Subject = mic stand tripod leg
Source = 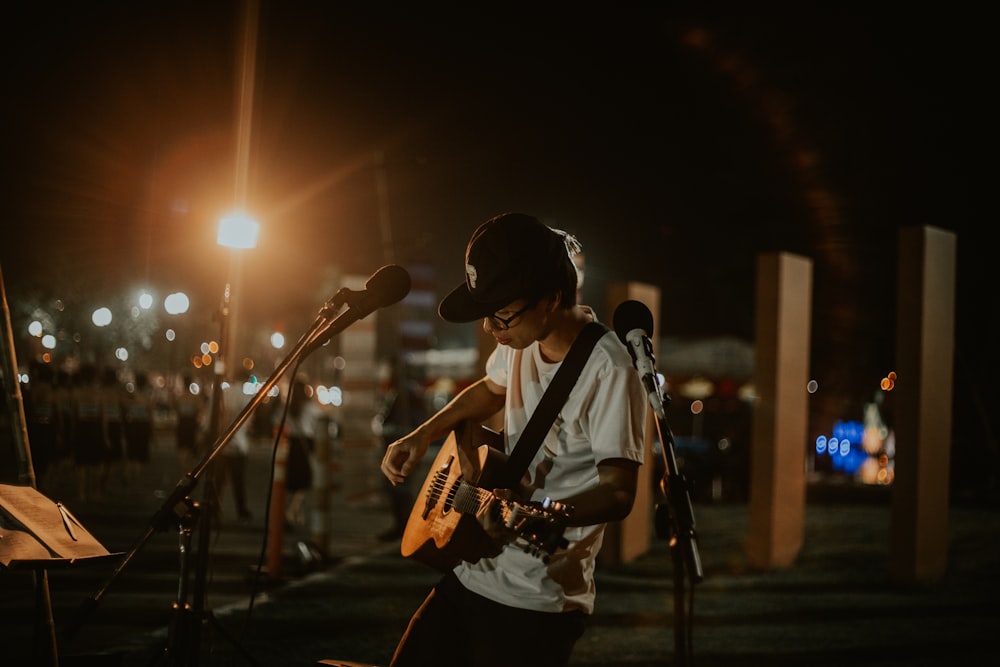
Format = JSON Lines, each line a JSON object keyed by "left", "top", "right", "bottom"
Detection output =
{"left": 164, "top": 498, "right": 197, "bottom": 664}
{"left": 161, "top": 497, "right": 263, "bottom": 667}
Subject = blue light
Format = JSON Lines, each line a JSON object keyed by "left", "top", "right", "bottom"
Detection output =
{"left": 833, "top": 420, "right": 865, "bottom": 446}
{"left": 817, "top": 420, "right": 873, "bottom": 476}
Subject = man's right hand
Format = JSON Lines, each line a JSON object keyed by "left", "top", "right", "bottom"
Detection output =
{"left": 380, "top": 376, "right": 505, "bottom": 486}
{"left": 380, "top": 431, "right": 428, "bottom": 486}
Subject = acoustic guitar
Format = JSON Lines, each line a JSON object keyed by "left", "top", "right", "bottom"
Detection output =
{"left": 400, "top": 421, "right": 570, "bottom": 572}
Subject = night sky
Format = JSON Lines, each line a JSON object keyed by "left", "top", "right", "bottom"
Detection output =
{"left": 1, "top": 4, "right": 993, "bottom": 451}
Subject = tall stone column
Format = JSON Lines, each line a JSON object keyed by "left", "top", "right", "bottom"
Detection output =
{"left": 890, "top": 225, "right": 956, "bottom": 583}
{"left": 746, "top": 252, "right": 812, "bottom": 569}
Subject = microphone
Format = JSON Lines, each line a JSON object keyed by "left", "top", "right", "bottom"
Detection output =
{"left": 340, "top": 263, "right": 412, "bottom": 316}
{"left": 613, "top": 299, "right": 665, "bottom": 418}
{"left": 307, "top": 264, "right": 411, "bottom": 352}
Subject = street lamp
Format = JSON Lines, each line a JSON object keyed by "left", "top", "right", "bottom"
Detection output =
{"left": 209, "top": 211, "right": 259, "bottom": 447}
{"left": 217, "top": 213, "right": 260, "bottom": 250}
{"left": 216, "top": 212, "right": 259, "bottom": 374}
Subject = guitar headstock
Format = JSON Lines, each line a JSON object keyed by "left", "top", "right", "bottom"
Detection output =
{"left": 498, "top": 497, "right": 572, "bottom": 561}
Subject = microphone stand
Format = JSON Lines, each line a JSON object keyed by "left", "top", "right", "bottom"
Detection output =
{"left": 646, "top": 364, "right": 703, "bottom": 667}
{"left": 172, "top": 282, "right": 252, "bottom": 666}
{"left": 62, "top": 288, "right": 357, "bottom": 662}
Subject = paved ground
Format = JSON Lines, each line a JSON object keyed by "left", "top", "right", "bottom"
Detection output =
{"left": 161, "top": 504, "right": 1000, "bottom": 667}
{"left": 3, "top": 429, "right": 999, "bottom": 666}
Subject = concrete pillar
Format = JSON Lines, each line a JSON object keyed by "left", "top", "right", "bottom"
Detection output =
{"left": 889, "top": 225, "right": 956, "bottom": 583}
{"left": 599, "top": 281, "right": 659, "bottom": 566}
{"left": 746, "top": 252, "right": 812, "bottom": 569}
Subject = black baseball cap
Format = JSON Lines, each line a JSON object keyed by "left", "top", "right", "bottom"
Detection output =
{"left": 438, "top": 213, "right": 567, "bottom": 323}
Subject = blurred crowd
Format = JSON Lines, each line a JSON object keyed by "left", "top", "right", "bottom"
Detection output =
{"left": 3, "top": 358, "right": 451, "bottom": 539}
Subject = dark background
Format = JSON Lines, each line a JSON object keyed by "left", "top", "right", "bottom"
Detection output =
{"left": 1, "top": 3, "right": 994, "bottom": 492}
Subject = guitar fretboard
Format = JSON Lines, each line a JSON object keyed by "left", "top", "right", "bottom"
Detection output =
{"left": 452, "top": 481, "right": 491, "bottom": 514}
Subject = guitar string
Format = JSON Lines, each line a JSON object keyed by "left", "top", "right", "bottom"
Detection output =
{"left": 427, "top": 477, "right": 556, "bottom": 533}
{"left": 426, "top": 476, "right": 497, "bottom": 515}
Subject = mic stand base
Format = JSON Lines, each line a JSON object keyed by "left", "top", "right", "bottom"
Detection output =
{"left": 160, "top": 497, "right": 263, "bottom": 667}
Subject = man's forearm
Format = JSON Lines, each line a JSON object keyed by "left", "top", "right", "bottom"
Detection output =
{"left": 412, "top": 377, "right": 505, "bottom": 446}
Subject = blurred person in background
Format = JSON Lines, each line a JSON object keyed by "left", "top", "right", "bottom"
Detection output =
{"left": 52, "top": 368, "right": 75, "bottom": 489}
{"left": 282, "top": 377, "right": 320, "bottom": 531}
{"left": 173, "top": 373, "right": 205, "bottom": 476}
{"left": 213, "top": 369, "right": 254, "bottom": 524}
{"left": 98, "top": 366, "right": 125, "bottom": 495}
{"left": 23, "top": 360, "right": 60, "bottom": 492}
{"left": 372, "top": 358, "right": 425, "bottom": 541}
{"left": 72, "top": 364, "right": 105, "bottom": 503}
{"left": 123, "top": 371, "right": 155, "bottom": 486}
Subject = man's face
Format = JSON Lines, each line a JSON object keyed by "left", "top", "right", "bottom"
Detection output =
{"left": 483, "top": 298, "right": 547, "bottom": 348}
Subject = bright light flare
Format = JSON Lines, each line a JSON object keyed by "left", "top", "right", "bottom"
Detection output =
{"left": 92, "top": 307, "right": 112, "bottom": 327}
{"left": 880, "top": 370, "right": 897, "bottom": 391}
{"left": 217, "top": 213, "right": 260, "bottom": 249}
{"left": 164, "top": 292, "right": 190, "bottom": 315}
{"left": 317, "top": 385, "right": 342, "bottom": 406}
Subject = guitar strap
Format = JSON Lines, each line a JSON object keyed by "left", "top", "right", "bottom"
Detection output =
{"left": 495, "top": 321, "right": 609, "bottom": 489}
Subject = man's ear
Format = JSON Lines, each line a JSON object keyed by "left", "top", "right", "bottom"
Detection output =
{"left": 545, "top": 292, "right": 561, "bottom": 313}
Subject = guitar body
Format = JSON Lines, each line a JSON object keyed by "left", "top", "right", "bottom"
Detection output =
{"left": 401, "top": 422, "right": 508, "bottom": 572}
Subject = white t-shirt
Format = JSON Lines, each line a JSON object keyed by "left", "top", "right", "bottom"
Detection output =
{"left": 454, "top": 324, "right": 647, "bottom": 614}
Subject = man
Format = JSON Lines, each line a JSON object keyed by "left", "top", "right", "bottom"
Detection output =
{"left": 381, "top": 212, "right": 648, "bottom": 667}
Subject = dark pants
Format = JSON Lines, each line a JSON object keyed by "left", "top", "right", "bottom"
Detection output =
{"left": 212, "top": 453, "right": 251, "bottom": 519}
{"left": 391, "top": 572, "right": 587, "bottom": 667}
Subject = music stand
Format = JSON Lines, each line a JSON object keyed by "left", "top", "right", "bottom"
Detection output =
{"left": 0, "top": 483, "right": 119, "bottom": 666}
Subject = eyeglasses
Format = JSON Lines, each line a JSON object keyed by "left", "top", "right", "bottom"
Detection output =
{"left": 486, "top": 302, "right": 534, "bottom": 331}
